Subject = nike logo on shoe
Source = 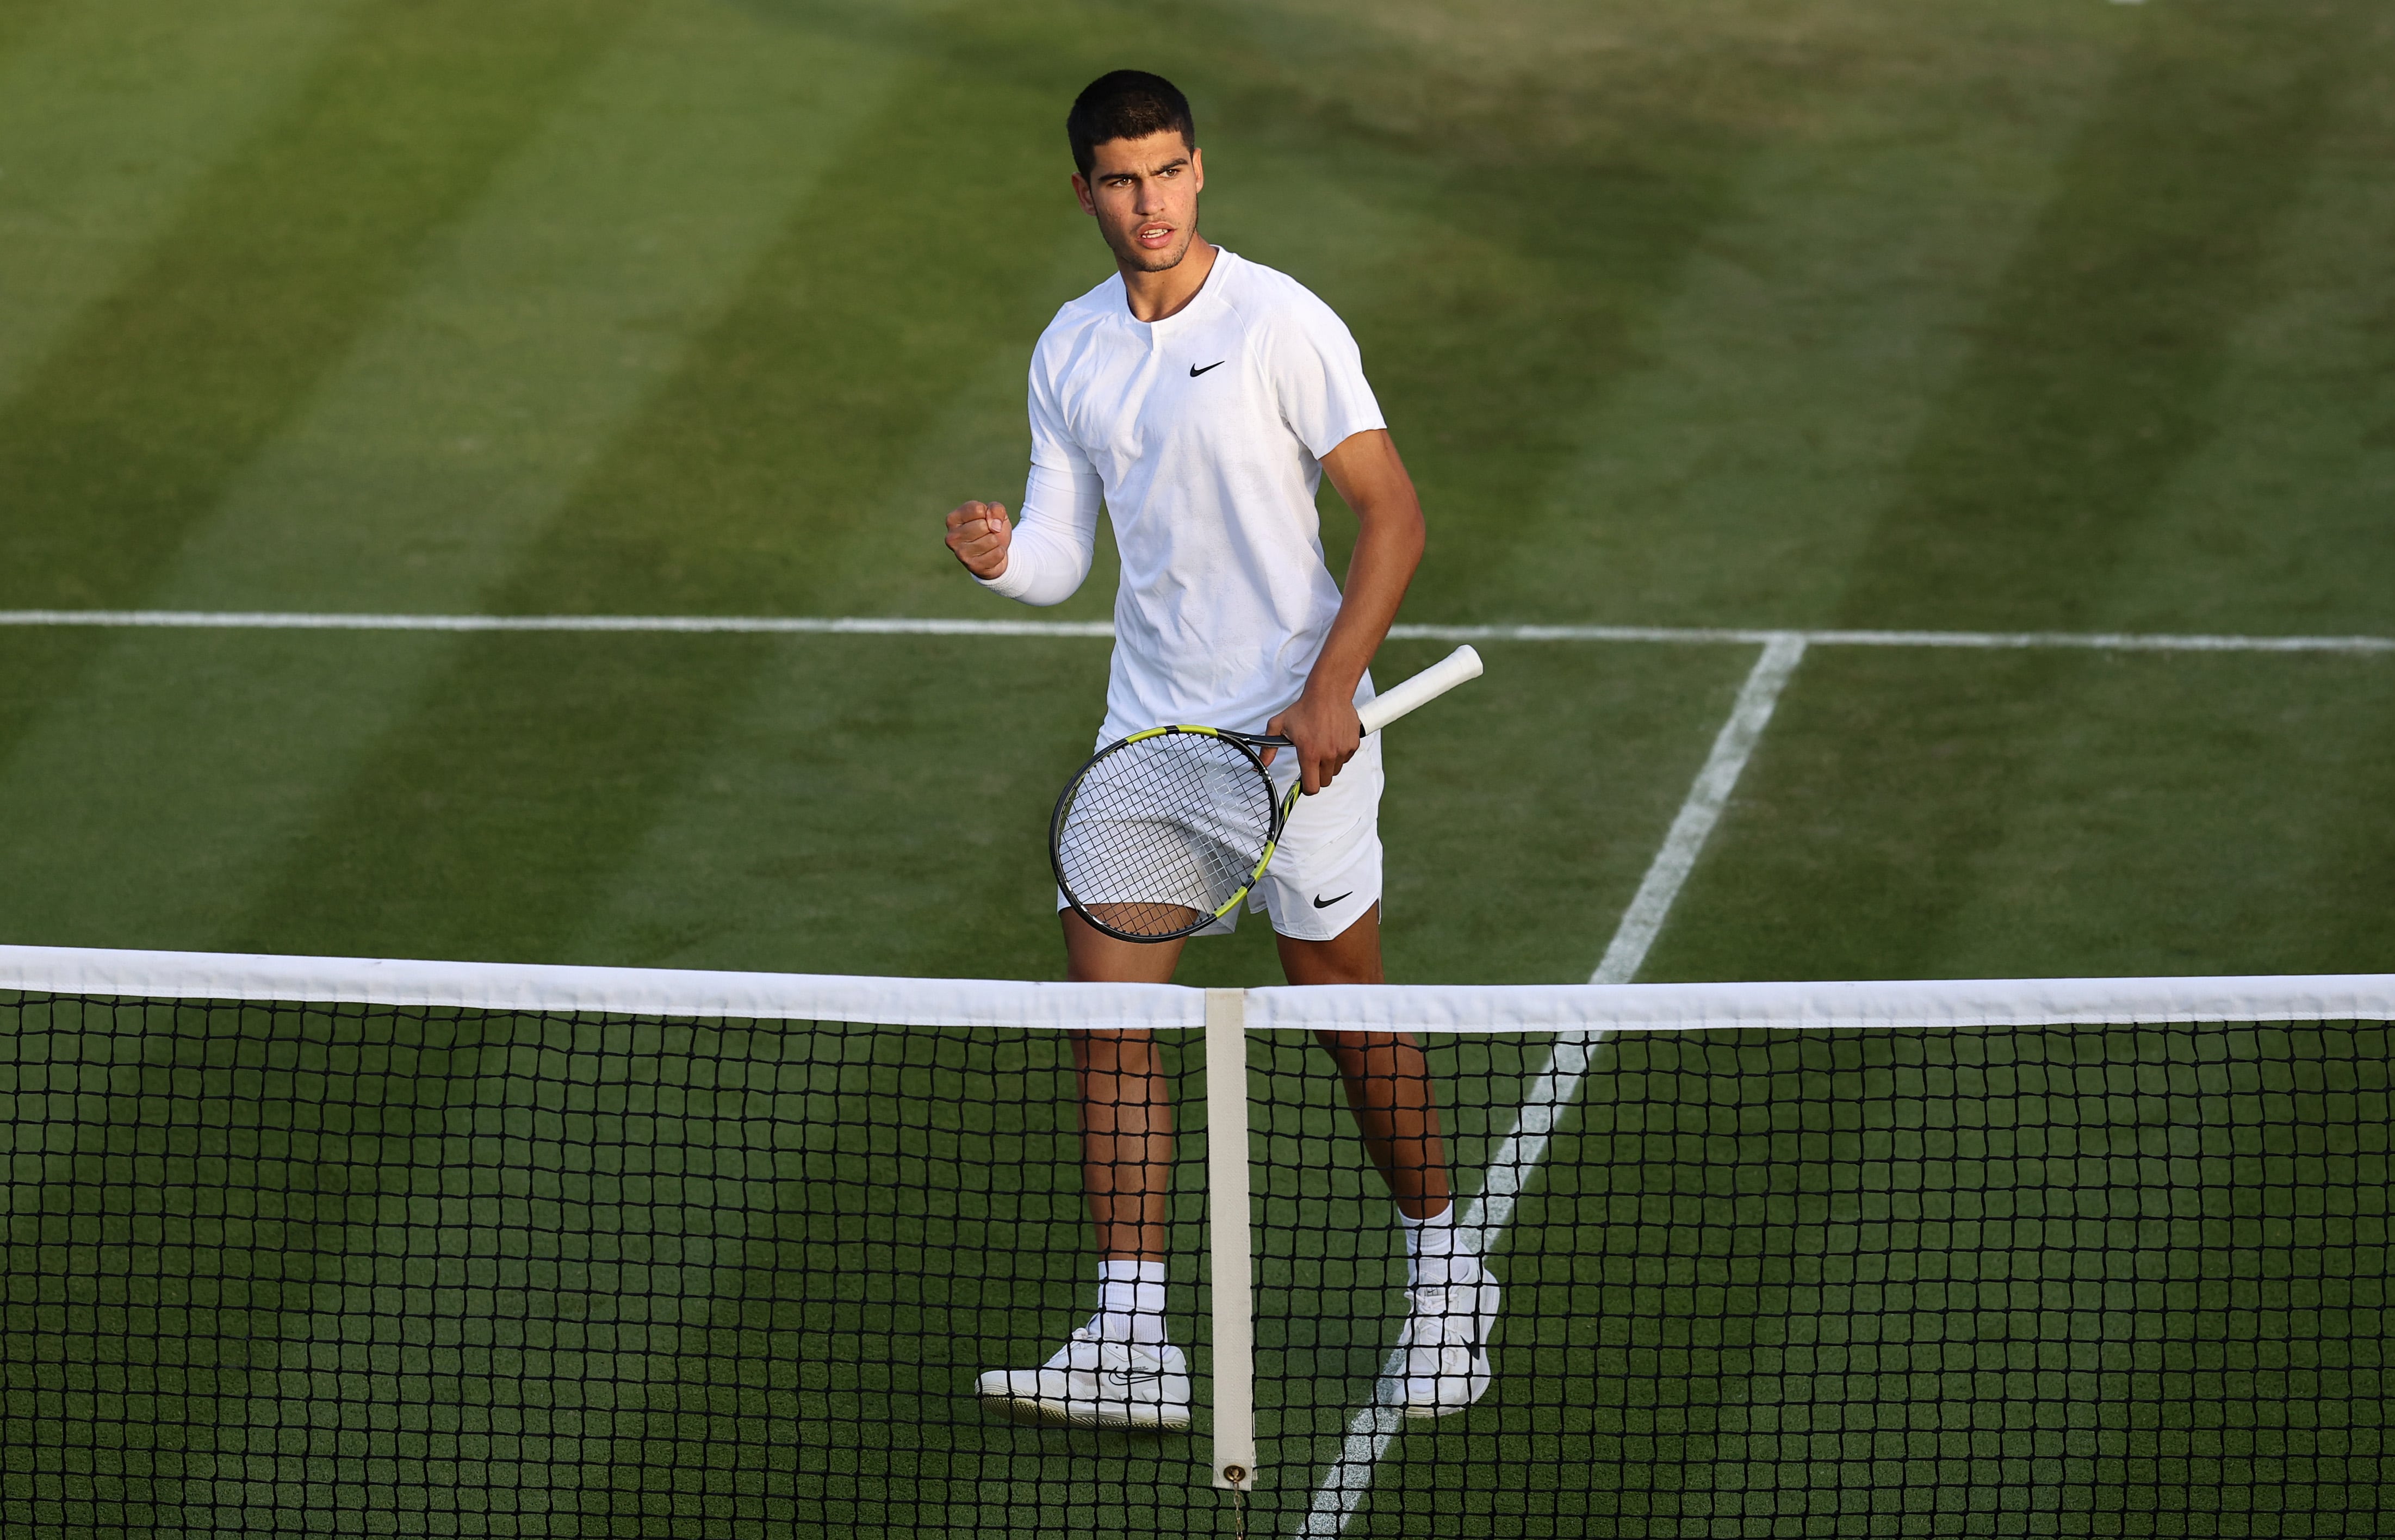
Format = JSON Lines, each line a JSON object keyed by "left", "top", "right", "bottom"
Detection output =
{"left": 1189, "top": 361, "right": 1225, "bottom": 376}
{"left": 1313, "top": 891, "right": 1352, "bottom": 909}
{"left": 1100, "top": 1368, "right": 1162, "bottom": 1388}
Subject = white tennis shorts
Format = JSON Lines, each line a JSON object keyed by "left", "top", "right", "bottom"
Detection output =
{"left": 1056, "top": 732, "right": 1383, "bottom": 942}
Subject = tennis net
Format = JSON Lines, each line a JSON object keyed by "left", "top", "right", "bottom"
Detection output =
{"left": 2, "top": 947, "right": 2387, "bottom": 1538}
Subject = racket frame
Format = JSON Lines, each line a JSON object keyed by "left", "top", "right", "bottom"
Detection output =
{"left": 1050, "top": 724, "right": 1298, "bottom": 944}
{"left": 1047, "top": 646, "right": 1482, "bottom": 945}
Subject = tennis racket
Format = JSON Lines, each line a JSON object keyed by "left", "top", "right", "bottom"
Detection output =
{"left": 1051, "top": 645, "right": 1483, "bottom": 942}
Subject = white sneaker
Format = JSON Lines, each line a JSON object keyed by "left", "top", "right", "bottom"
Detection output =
{"left": 975, "top": 1328, "right": 1192, "bottom": 1430}
{"left": 1385, "top": 1277, "right": 1501, "bottom": 1418}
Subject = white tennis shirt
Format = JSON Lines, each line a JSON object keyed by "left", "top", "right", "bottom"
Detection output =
{"left": 979, "top": 249, "right": 1386, "bottom": 741}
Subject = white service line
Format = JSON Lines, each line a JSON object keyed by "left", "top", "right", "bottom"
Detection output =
{"left": 0, "top": 608, "right": 1116, "bottom": 638}
{"left": 1394, "top": 622, "right": 2395, "bottom": 655}
{"left": 1295, "top": 635, "right": 1810, "bottom": 1537}
{"left": 0, "top": 609, "right": 2387, "bottom": 654}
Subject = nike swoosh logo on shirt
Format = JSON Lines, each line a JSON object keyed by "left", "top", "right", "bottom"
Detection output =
{"left": 1189, "top": 360, "right": 1225, "bottom": 377}
{"left": 1313, "top": 892, "right": 1353, "bottom": 909}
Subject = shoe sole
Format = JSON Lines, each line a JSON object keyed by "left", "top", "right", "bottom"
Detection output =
{"left": 1395, "top": 1374, "right": 1490, "bottom": 1417}
{"left": 977, "top": 1391, "right": 1191, "bottom": 1432}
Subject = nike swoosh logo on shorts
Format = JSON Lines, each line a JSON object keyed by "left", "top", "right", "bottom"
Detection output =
{"left": 1189, "top": 360, "right": 1225, "bottom": 376}
{"left": 1313, "top": 891, "right": 1353, "bottom": 909}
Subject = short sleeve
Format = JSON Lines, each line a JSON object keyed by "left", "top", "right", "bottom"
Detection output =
{"left": 1258, "top": 288, "right": 1386, "bottom": 460}
{"left": 1027, "top": 345, "right": 1096, "bottom": 477}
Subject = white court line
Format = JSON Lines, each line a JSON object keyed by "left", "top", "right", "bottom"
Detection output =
{"left": 1394, "top": 622, "right": 2395, "bottom": 655}
{"left": 1294, "top": 635, "right": 1810, "bottom": 1537}
{"left": 1590, "top": 635, "right": 1809, "bottom": 984}
{"left": 0, "top": 609, "right": 2388, "bottom": 653}
{"left": 0, "top": 609, "right": 1117, "bottom": 638}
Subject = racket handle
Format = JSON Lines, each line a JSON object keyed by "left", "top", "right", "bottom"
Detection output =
{"left": 1358, "top": 645, "right": 1482, "bottom": 735}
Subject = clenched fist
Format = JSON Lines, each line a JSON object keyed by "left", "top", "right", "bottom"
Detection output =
{"left": 945, "top": 500, "right": 1012, "bottom": 580}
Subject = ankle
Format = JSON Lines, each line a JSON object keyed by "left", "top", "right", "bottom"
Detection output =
{"left": 1095, "top": 1258, "right": 1170, "bottom": 1344}
{"left": 1397, "top": 1204, "right": 1482, "bottom": 1289}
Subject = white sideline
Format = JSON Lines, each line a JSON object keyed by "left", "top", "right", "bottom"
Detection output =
{"left": 1, "top": 608, "right": 2390, "bottom": 653}
{"left": 1290, "top": 634, "right": 1808, "bottom": 1536}
{"left": 1590, "top": 634, "right": 1808, "bottom": 984}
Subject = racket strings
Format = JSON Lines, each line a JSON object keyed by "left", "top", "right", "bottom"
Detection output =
{"left": 1055, "top": 732, "right": 1279, "bottom": 939}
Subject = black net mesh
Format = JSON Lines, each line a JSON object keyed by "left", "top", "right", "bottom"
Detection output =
{"left": 1253, "top": 1022, "right": 2390, "bottom": 1538}
{"left": 0, "top": 996, "right": 1220, "bottom": 1537}
{"left": 3, "top": 991, "right": 2388, "bottom": 1537}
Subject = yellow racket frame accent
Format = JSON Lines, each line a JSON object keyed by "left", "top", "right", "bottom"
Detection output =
{"left": 1051, "top": 648, "right": 1481, "bottom": 942}
{"left": 1054, "top": 724, "right": 1294, "bottom": 942}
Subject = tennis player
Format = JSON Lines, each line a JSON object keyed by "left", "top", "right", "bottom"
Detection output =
{"left": 942, "top": 71, "right": 1498, "bottom": 1430}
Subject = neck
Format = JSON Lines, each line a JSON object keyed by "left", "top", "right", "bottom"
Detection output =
{"left": 1119, "top": 237, "right": 1218, "bottom": 324}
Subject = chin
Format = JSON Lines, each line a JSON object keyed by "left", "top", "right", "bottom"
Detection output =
{"left": 1118, "top": 235, "right": 1193, "bottom": 272}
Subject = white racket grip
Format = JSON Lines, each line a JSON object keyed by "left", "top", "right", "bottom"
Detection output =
{"left": 1357, "top": 645, "right": 1482, "bottom": 735}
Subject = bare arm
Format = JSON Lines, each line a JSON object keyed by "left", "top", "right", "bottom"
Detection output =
{"left": 1264, "top": 427, "right": 1427, "bottom": 794}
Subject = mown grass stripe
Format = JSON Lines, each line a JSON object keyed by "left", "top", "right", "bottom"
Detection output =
{"left": 0, "top": 0, "right": 365, "bottom": 406}
{"left": 3, "top": 610, "right": 2386, "bottom": 654}
{"left": 1739, "top": 0, "right": 2386, "bottom": 986}
{"left": 0, "top": 0, "right": 648, "bottom": 615}
{"left": 1476, "top": 15, "right": 2116, "bottom": 635}
{"left": 141, "top": 2, "right": 899, "bottom": 618}
{"left": 0, "top": 5, "right": 904, "bottom": 955}
{"left": 220, "top": 59, "right": 1110, "bottom": 964}
{"left": 1831, "top": 0, "right": 2365, "bottom": 635}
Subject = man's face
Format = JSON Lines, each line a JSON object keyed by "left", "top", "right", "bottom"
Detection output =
{"left": 1073, "top": 131, "right": 1205, "bottom": 273}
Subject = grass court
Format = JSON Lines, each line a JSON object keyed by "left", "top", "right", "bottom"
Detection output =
{"left": 2, "top": 0, "right": 2390, "bottom": 1535}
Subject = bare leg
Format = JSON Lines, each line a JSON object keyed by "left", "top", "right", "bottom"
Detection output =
{"left": 1063, "top": 910, "right": 1186, "bottom": 1259}
{"left": 1276, "top": 905, "right": 1454, "bottom": 1220}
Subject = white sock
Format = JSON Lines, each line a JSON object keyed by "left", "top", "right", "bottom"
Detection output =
{"left": 1093, "top": 1259, "right": 1169, "bottom": 1345}
{"left": 1398, "top": 1204, "right": 1483, "bottom": 1290}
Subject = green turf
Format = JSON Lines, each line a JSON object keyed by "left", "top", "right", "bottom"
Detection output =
{"left": 1, "top": 0, "right": 2391, "bottom": 1533}
{"left": 2, "top": 0, "right": 2391, "bottom": 979}
{"left": 2, "top": 0, "right": 2387, "bottom": 984}
{"left": 0, "top": 0, "right": 367, "bottom": 408}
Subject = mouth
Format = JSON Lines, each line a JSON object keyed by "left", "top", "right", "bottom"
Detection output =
{"left": 1133, "top": 222, "right": 1175, "bottom": 250}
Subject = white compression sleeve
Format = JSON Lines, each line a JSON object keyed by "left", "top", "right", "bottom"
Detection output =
{"left": 976, "top": 463, "right": 1101, "bottom": 606}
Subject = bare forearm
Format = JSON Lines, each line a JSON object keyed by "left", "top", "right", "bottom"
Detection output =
{"left": 1265, "top": 428, "right": 1427, "bottom": 794}
{"left": 1308, "top": 494, "right": 1424, "bottom": 706}
{"left": 1307, "top": 427, "right": 1425, "bottom": 706}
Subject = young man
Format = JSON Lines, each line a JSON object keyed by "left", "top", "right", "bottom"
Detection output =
{"left": 943, "top": 71, "right": 1497, "bottom": 1430}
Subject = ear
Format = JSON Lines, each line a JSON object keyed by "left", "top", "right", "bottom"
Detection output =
{"left": 1189, "top": 145, "right": 1204, "bottom": 193}
{"left": 1071, "top": 172, "right": 1097, "bottom": 216}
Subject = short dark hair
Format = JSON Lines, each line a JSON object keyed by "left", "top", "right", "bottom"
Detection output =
{"left": 1066, "top": 71, "right": 1195, "bottom": 177}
